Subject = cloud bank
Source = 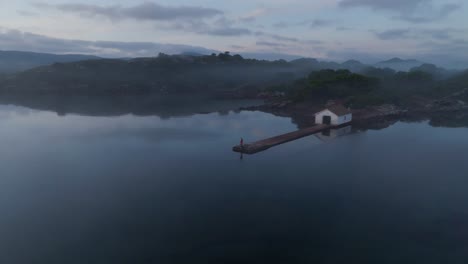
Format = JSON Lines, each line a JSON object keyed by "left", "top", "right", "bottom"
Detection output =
{"left": 34, "top": 2, "right": 254, "bottom": 37}
{"left": 339, "top": 0, "right": 460, "bottom": 22}
{"left": 35, "top": 2, "right": 223, "bottom": 21}
{"left": 0, "top": 28, "right": 216, "bottom": 57}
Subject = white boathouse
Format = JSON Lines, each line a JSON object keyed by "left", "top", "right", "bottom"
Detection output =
{"left": 315, "top": 105, "right": 352, "bottom": 126}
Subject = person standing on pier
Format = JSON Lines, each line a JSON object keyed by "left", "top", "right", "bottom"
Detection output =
{"left": 239, "top": 138, "right": 245, "bottom": 160}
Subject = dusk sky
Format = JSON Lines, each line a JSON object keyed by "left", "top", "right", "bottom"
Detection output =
{"left": 1, "top": 0, "right": 466, "bottom": 66}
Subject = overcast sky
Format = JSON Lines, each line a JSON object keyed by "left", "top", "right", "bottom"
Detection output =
{"left": 1, "top": 0, "right": 467, "bottom": 66}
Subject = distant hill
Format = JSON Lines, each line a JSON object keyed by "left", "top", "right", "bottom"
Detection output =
{"left": 290, "top": 58, "right": 341, "bottom": 71}
{"left": 1, "top": 50, "right": 460, "bottom": 100}
{"left": 0, "top": 53, "right": 306, "bottom": 95}
{"left": 340, "top": 60, "right": 368, "bottom": 72}
{"left": 179, "top": 51, "right": 207, "bottom": 57}
{"left": 240, "top": 52, "right": 303, "bottom": 61}
{"left": 1, "top": 52, "right": 395, "bottom": 95}
{"left": 0, "top": 51, "right": 100, "bottom": 73}
{"left": 375, "top": 57, "right": 425, "bottom": 72}
{"left": 410, "top": 63, "right": 457, "bottom": 80}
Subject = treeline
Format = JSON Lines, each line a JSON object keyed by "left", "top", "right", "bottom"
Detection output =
{"left": 269, "top": 67, "right": 468, "bottom": 108}
{"left": 1, "top": 52, "right": 468, "bottom": 109}
{"left": 0, "top": 52, "right": 303, "bottom": 95}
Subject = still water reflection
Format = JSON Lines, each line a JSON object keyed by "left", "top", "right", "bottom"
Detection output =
{"left": 1, "top": 104, "right": 468, "bottom": 263}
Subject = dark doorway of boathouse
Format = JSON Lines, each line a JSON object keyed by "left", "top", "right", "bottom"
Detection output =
{"left": 322, "top": 116, "right": 331, "bottom": 125}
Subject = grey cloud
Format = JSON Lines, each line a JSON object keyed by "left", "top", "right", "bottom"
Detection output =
{"left": 270, "top": 34, "right": 299, "bottom": 43}
{"left": 0, "top": 29, "right": 89, "bottom": 53}
{"left": 339, "top": 0, "right": 460, "bottom": 23}
{"left": 255, "top": 32, "right": 299, "bottom": 43}
{"left": 339, "top": 0, "right": 429, "bottom": 11}
{"left": 440, "top": 3, "right": 461, "bottom": 16}
{"left": 373, "top": 28, "right": 466, "bottom": 41}
{"left": 0, "top": 28, "right": 216, "bottom": 57}
{"left": 398, "top": 3, "right": 460, "bottom": 23}
{"left": 423, "top": 29, "right": 457, "bottom": 40}
{"left": 230, "top": 45, "right": 245, "bottom": 50}
{"left": 374, "top": 29, "right": 412, "bottom": 40}
{"left": 272, "top": 21, "right": 289, "bottom": 29}
{"left": 197, "top": 17, "right": 252, "bottom": 36}
{"left": 273, "top": 19, "right": 335, "bottom": 29}
{"left": 202, "top": 27, "right": 251, "bottom": 36}
{"left": 35, "top": 2, "right": 223, "bottom": 21}
{"left": 451, "top": 39, "right": 468, "bottom": 45}
{"left": 35, "top": 2, "right": 251, "bottom": 37}
{"left": 17, "top": 10, "right": 39, "bottom": 17}
{"left": 304, "top": 39, "right": 324, "bottom": 45}
{"left": 256, "top": 41, "right": 286, "bottom": 47}
{"left": 0, "top": 28, "right": 305, "bottom": 63}
{"left": 336, "top": 26, "right": 353, "bottom": 31}
{"left": 303, "top": 19, "right": 335, "bottom": 28}
{"left": 255, "top": 32, "right": 323, "bottom": 46}
{"left": 164, "top": 19, "right": 252, "bottom": 36}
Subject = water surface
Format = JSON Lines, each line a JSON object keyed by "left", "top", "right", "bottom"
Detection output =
{"left": 1, "top": 104, "right": 468, "bottom": 263}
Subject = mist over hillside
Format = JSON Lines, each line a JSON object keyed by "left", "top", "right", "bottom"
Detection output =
{"left": 3, "top": 49, "right": 462, "bottom": 74}
{"left": 0, "top": 51, "right": 467, "bottom": 113}
{"left": 0, "top": 53, "right": 302, "bottom": 95}
{"left": 0, "top": 52, "right": 463, "bottom": 97}
{"left": 374, "top": 58, "right": 425, "bottom": 72}
{"left": 0, "top": 50, "right": 100, "bottom": 73}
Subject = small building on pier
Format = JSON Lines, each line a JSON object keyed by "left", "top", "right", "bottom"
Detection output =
{"left": 315, "top": 105, "right": 352, "bottom": 126}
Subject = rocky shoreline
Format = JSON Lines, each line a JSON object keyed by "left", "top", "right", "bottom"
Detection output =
{"left": 239, "top": 93, "right": 468, "bottom": 130}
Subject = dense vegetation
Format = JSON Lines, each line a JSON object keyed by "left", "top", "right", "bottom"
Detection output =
{"left": 268, "top": 66, "right": 468, "bottom": 108}
{"left": 269, "top": 69, "right": 377, "bottom": 103}
{"left": 1, "top": 52, "right": 468, "bottom": 109}
{"left": 0, "top": 51, "right": 99, "bottom": 73}
{"left": 0, "top": 52, "right": 304, "bottom": 95}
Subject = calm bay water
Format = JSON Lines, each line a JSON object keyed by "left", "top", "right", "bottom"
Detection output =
{"left": 1, "top": 104, "right": 468, "bottom": 263}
